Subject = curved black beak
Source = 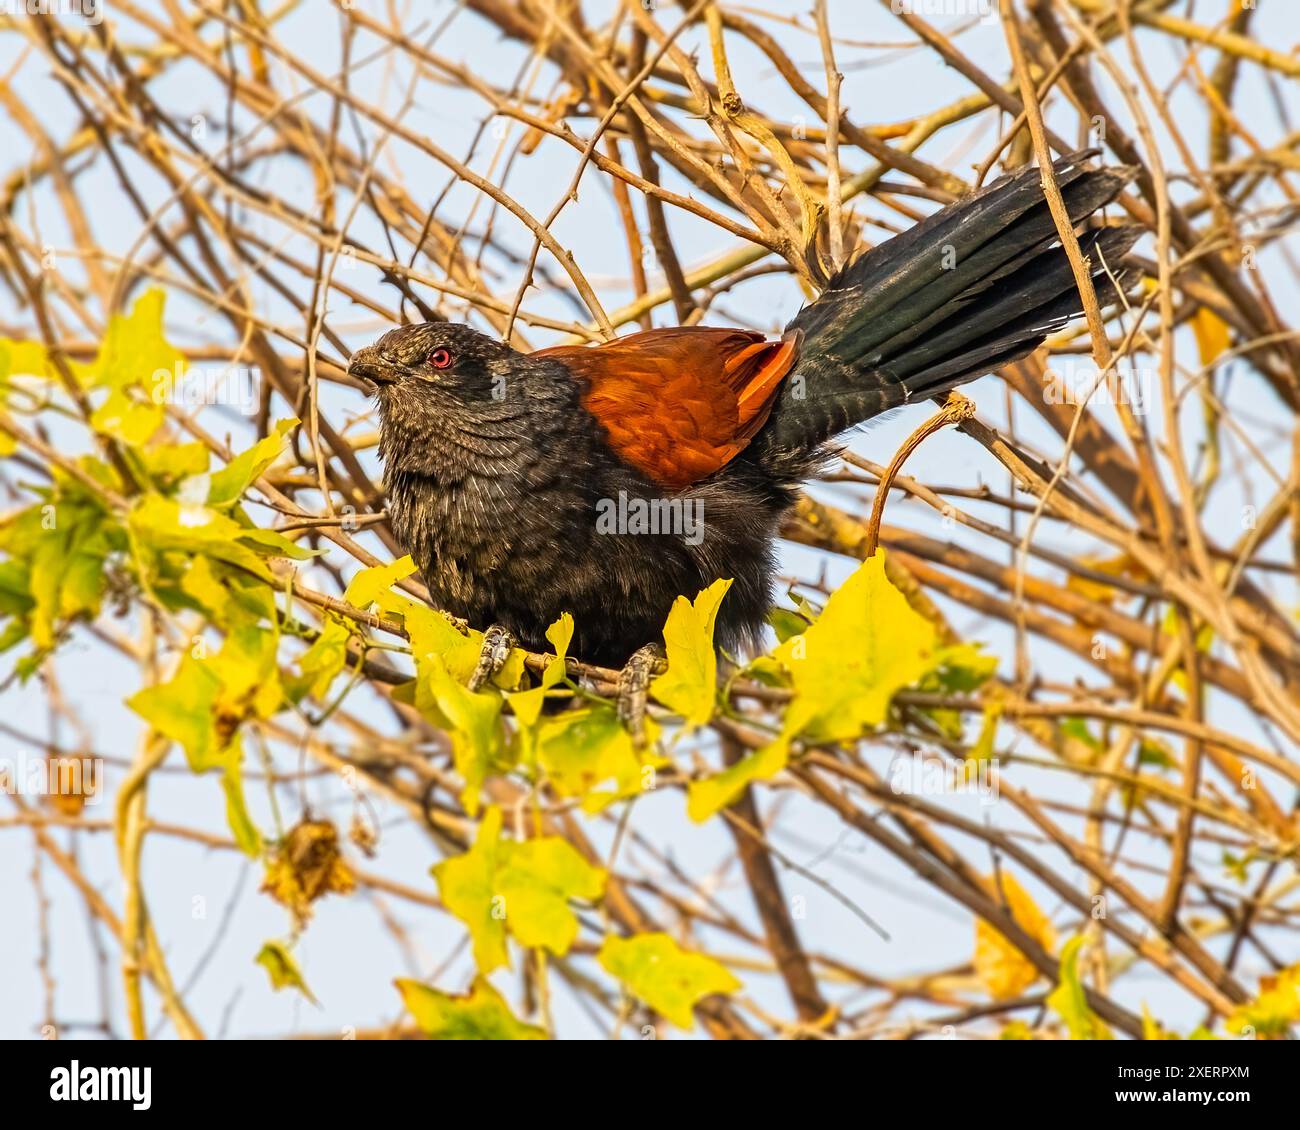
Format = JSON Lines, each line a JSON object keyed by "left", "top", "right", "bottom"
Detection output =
{"left": 349, "top": 345, "right": 397, "bottom": 388}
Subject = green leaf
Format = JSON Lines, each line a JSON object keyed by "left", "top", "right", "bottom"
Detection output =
{"left": 127, "top": 655, "right": 226, "bottom": 769}
{"left": 432, "top": 806, "right": 606, "bottom": 973}
{"left": 234, "top": 524, "right": 318, "bottom": 559}
{"left": 1061, "top": 716, "right": 1103, "bottom": 753}
{"left": 0, "top": 618, "right": 29, "bottom": 655}
{"left": 128, "top": 493, "right": 313, "bottom": 576}
{"left": 0, "top": 559, "right": 33, "bottom": 618}
{"left": 418, "top": 656, "right": 504, "bottom": 816}
{"left": 598, "top": 932, "right": 741, "bottom": 1029}
{"left": 221, "top": 751, "right": 262, "bottom": 857}
{"left": 128, "top": 627, "right": 283, "bottom": 775}
{"left": 255, "top": 941, "right": 317, "bottom": 1005}
{"left": 207, "top": 419, "right": 297, "bottom": 507}
{"left": 773, "top": 553, "right": 945, "bottom": 743}
{"left": 927, "top": 643, "right": 998, "bottom": 692}
{"left": 396, "top": 976, "right": 547, "bottom": 1040}
{"left": 767, "top": 606, "right": 810, "bottom": 643}
{"left": 1137, "top": 737, "right": 1177, "bottom": 771}
{"left": 1047, "top": 936, "right": 1112, "bottom": 1040}
{"left": 651, "top": 578, "right": 732, "bottom": 730}
{"left": 22, "top": 509, "right": 110, "bottom": 649}
{"left": 294, "top": 618, "right": 351, "bottom": 703}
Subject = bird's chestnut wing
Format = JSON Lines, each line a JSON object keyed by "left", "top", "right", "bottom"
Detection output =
{"left": 533, "top": 327, "right": 799, "bottom": 490}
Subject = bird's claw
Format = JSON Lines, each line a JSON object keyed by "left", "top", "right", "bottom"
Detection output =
{"left": 467, "top": 623, "right": 516, "bottom": 692}
{"left": 443, "top": 611, "right": 471, "bottom": 636}
{"left": 617, "top": 643, "right": 667, "bottom": 752}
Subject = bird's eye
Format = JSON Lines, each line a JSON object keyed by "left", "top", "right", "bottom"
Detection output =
{"left": 428, "top": 347, "right": 454, "bottom": 370}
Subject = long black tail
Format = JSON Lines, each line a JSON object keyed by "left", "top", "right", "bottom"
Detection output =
{"left": 754, "top": 151, "right": 1138, "bottom": 465}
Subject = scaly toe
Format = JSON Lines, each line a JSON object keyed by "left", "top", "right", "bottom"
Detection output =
{"left": 467, "top": 623, "right": 516, "bottom": 692}
{"left": 616, "top": 643, "right": 667, "bottom": 751}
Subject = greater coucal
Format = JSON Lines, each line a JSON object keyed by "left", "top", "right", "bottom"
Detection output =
{"left": 350, "top": 152, "right": 1136, "bottom": 729}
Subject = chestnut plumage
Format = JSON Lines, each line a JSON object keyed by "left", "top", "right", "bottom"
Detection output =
{"left": 356, "top": 152, "right": 1137, "bottom": 668}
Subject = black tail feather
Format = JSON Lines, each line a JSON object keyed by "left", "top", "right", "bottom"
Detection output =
{"left": 886, "top": 225, "right": 1139, "bottom": 388}
{"left": 754, "top": 151, "right": 1138, "bottom": 465}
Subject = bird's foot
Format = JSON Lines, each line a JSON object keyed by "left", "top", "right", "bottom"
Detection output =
{"left": 467, "top": 624, "right": 516, "bottom": 692}
{"left": 616, "top": 643, "right": 667, "bottom": 752}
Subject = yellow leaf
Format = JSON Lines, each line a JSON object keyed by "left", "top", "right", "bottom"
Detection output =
{"left": 536, "top": 705, "right": 663, "bottom": 813}
{"left": 432, "top": 806, "right": 606, "bottom": 973}
{"left": 128, "top": 494, "right": 312, "bottom": 576}
{"left": 207, "top": 418, "right": 297, "bottom": 506}
{"left": 598, "top": 932, "right": 741, "bottom": 1029}
{"left": 221, "top": 755, "right": 262, "bottom": 858}
{"left": 509, "top": 613, "right": 573, "bottom": 728}
{"left": 967, "top": 701, "right": 1003, "bottom": 767}
{"left": 141, "top": 441, "right": 209, "bottom": 484}
{"left": 87, "top": 288, "right": 184, "bottom": 447}
{"left": 687, "top": 735, "right": 789, "bottom": 823}
{"left": 405, "top": 604, "right": 494, "bottom": 685}
{"left": 344, "top": 559, "right": 527, "bottom": 696}
{"left": 418, "top": 655, "right": 504, "bottom": 816}
{"left": 345, "top": 555, "right": 418, "bottom": 609}
{"left": 773, "top": 553, "right": 941, "bottom": 743}
{"left": 1141, "top": 1005, "right": 1180, "bottom": 1040}
{"left": 1047, "top": 936, "right": 1112, "bottom": 1039}
{"left": 0, "top": 338, "right": 91, "bottom": 384}
{"left": 1192, "top": 307, "right": 1230, "bottom": 368}
{"left": 255, "top": 941, "right": 318, "bottom": 1005}
{"left": 396, "top": 976, "right": 547, "bottom": 1040}
{"left": 1225, "top": 963, "right": 1300, "bottom": 1039}
{"left": 92, "top": 287, "right": 183, "bottom": 391}
{"left": 179, "top": 556, "right": 229, "bottom": 622}
{"left": 973, "top": 872, "right": 1056, "bottom": 1000}
{"left": 651, "top": 578, "right": 732, "bottom": 730}
{"left": 433, "top": 807, "right": 507, "bottom": 972}
{"left": 90, "top": 387, "right": 164, "bottom": 448}
{"left": 1065, "top": 553, "right": 1143, "bottom": 604}
{"left": 497, "top": 834, "right": 607, "bottom": 954}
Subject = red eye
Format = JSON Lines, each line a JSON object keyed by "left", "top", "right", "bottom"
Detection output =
{"left": 428, "top": 348, "right": 454, "bottom": 369}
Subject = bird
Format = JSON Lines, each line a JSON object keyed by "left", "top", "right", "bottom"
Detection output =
{"left": 349, "top": 151, "right": 1136, "bottom": 737}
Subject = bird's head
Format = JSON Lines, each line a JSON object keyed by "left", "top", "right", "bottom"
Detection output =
{"left": 351, "top": 321, "right": 565, "bottom": 481}
{"left": 348, "top": 321, "right": 516, "bottom": 401}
